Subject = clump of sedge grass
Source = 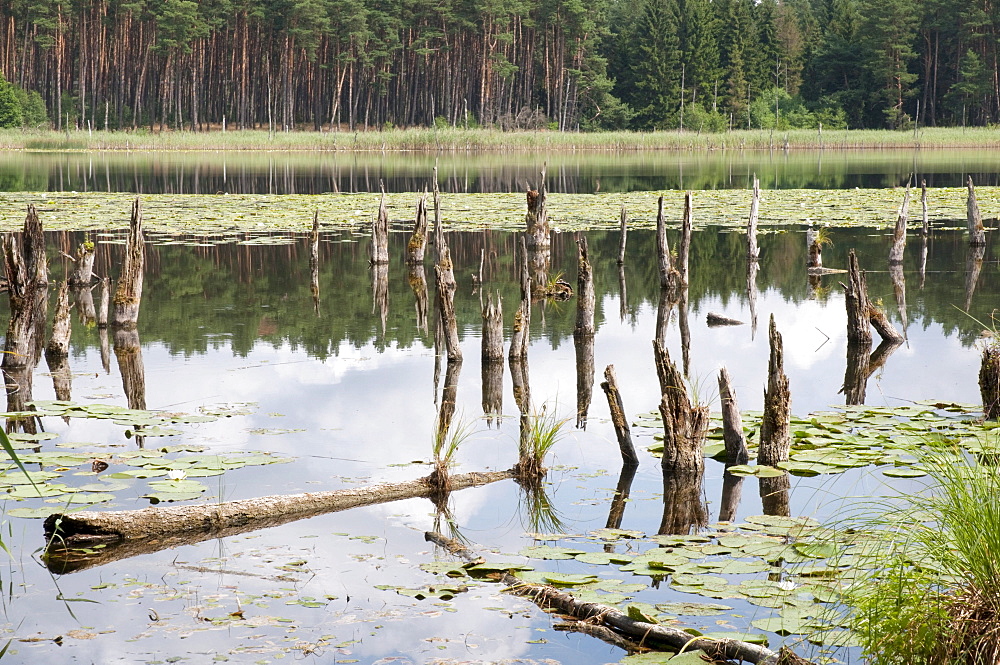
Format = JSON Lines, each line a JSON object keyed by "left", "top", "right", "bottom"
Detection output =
{"left": 846, "top": 446, "right": 1000, "bottom": 664}
{"left": 427, "top": 417, "right": 473, "bottom": 497}
{"left": 514, "top": 404, "right": 567, "bottom": 485}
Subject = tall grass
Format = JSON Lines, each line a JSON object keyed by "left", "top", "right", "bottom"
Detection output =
{"left": 846, "top": 445, "right": 1000, "bottom": 664}
{"left": 514, "top": 404, "right": 567, "bottom": 484}
{"left": 4, "top": 126, "right": 1000, "bottom": 152}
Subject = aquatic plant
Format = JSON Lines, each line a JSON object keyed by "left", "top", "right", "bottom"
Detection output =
{"left": 428, "top": 416, "right": 473, "bottom": 496}
{"left": 845, "top": 446, "right": 1000, "bottom": 664}
{"left": 514, "top": 404, "right": 567, "bottom": 484}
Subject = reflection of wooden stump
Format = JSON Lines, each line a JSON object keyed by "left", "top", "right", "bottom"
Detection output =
{"left": 574, "top": 332, "right": 594, "bottom": 429}
{"left": 113, "top": 327, "right": 146, "bottom": 411}
{"left": 407, "top": 265, "right": 428, "bottom": 334}
{"left": 606, "top": 464, "right": 638, "bottom": 531}
{"left": 719, "top": 469, "right": 745, "bottom": 522}
{"left": 510, "top": 357, "right": 530, "bottom": 415}
{"left": 436, "top": 359, "right": 462, "bottom": 445}
{"left": 46, "top": 353, "right": 72, "bottom": 403}
{"left": 3, "top": 366, "right": 38, "bottom": 434}
{"left": 842, "top": 339, "right": 872, "bottom": 405}
{"left": 965, "top": 244, "right": 985, "bottom": 311}
{"left": 72, "top": 285, "right": 97, "bottom": 326}
{"left": 481, "top": 360, "right": 503, "bottom": 427}
{"left": 372, "top": 263, "right": 389, "bottom": 336}
{"left": 759, "top": 472, "right": 791, "bottom": 517}
{"left": 659, "top": 468, "right": 708, "bottom": 535}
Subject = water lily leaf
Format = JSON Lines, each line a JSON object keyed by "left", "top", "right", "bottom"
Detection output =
{"left": 147, "top": 479, "right": 208, "bottom": 494}
{"left": 7, "top": 432, "right": 58, "bottom": 442}
{"left": 751, "top": 614, "right": 813, "bottom": 635}
{"left": 419, "top": 562, "right": 468, "bottom": 577}
{"left": 465, "top": 560, "right": 533, "bottom": 573}
{"left": 0, "top": 470, "right": 62, "bottom": 485}
{"left": 655, "top": 601, "right": 732, "bottom": 617}
{"left": 590, "top": 528, "right": 644, "bottom": 541}
{"left": 543, "top": 573, "right": 599, "bottom": 587}
{"left": 9, "top": 483, "right": 70, "bottom": 498}
{"left": 626, "top": 603, "right": 659, "bottom": 623}
{"left": 8, "top": 506, "right": 66, "bottom": 518}
{"left": 792, "top": 541, "right": 839, "bottom": 559}
{"left": 518, "top": 545, "right": 585, "bottom": 560}
{"left": 697, "top": 559, "right": 772, "bottom": 575}
{"left": 698, "top": 631, "right": 768, "bottom": 645}
{"left": 59, "top": 492, "right": 116, "bottom": 504}
{"left": 576, "top": 551, "right": 631, "bottom": 565}
{"left": 881, "top": 467, "right": 927, "bottom": 478}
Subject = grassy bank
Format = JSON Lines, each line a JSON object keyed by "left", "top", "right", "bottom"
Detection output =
{"left": 2, "top": 126, "right": 1000, "bottom": 152}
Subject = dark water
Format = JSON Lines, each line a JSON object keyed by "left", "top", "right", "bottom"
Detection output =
{"left": 4, "top": 149, "right": 1000, "bottom": 194}
{"left": 0, "top": 226, "right": 994, "bottom": 663}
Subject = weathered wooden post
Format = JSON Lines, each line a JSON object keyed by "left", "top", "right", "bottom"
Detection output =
{"left": 656, "top": 196, "right": 673, "bottom": 289}
{"left": 370, "top": 188, "right": 390, "bottom": 265}
{"left": 982, "top": 341, "right": 1000, "bottom": 420}
{"left": 757, "top": 315, "right": 790, "bottom": 467}
{"left": 747, "top": 176, "right": 760, "bottom": 261}
{"left": 617, "top": 203, "right": 627, "bottom": 266}
{"left": 601, "top": 365, "right": 639, "bottom": 466}
{"left": 888, "top": 183, "right": 910, "bottom": 265}
{"left": 434, "top": 231, "right": 461, "bottom": 362}
{"left": 68, "top": 239, "right": 96, "bottom": 286}
{"left": 407, "top": 191, "right": 429, "bottom": 264}
{"left": 508, "top": 236, "right": 531, "bottom": 360}
{"left": 481, "top": 293, "right": 503, "bottom": 361}
{"left": 653, "top": 339, "right": 708, "bottom": 473}
{"left": 965, "top": 244, "right": 985, "bottom": 311}
{"left": 921, "top": 179, "right": 929, "bottom": 236}
{"left": 967, "top": 176, "right": 987, "bottom": 246}
{"left": 575, "top": 237, "right": 595, "bottom": 336}
{"left": 678, "top": 192, "right": 692, "bottom": 285}
{"left": 717, "top": 367, "right": 749, "bottom": 466}
{"left": 113, "top": 198, "right": 144, "bottom": 328}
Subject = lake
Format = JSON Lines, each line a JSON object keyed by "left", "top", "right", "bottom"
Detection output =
{"left": 0, "top": 153, "right": 996, "bottom": 664}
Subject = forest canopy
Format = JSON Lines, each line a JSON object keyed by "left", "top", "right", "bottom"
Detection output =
{"left": 0, "top": 0, "right": 996, "bottom": 133}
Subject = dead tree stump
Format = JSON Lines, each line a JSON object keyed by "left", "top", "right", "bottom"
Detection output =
{"left": 481, "top": 293, "right": 504, "bottom": 361}
{"left": 653, "top": 339, "right": 708, "bottom": 473}
{"left": 617, "top": 204, "right": 627, "bottom": 266}
{"left": 310, "top": 210, "right": 320, "bottom": 309}
{"left": 806, "top": 227, "right": 823, "bottom": 269}
{"left": 747, "top": 176, "right": 761, "bottom": 260}
{"left": 408, "top": 265, "right": 428, "bottom": 334}
{"left": 758, "top": 315, "right": 790, "bottom": 467}
{"left": 718, "top": 367, "right": 749, "bottom": 466}
{"left": 508, "top": 236, "right": 531, "bottom": 360}
{"left": 46, "top": 280, "right": 72, "bottom": 358}
{"left": 967, "top": 176, "right": 987, "bottom": 246}
{"left": 982, "top": 342, "right": 1000, "bottom": 420}
{"left": 370, "top": 188, "right": 390, "bottom": 265}
{"left": 112, "top": 198, "right": 144, "bottom": 328}
{"left": 407, "top": 191, "right": 429, "bottom": 264}
{"left": 435, "top": 264, "right": 461, "bottom": 363}
{"left": 68, "top": 239, "right": 96, "bottom": 286}
{"left": 575, "top": 237, "right": 595, "bottom": 336}
{"left": 656, "top": 196, "right": 674, "bottom": 289}
{"left": 525, "top": 168, "right": 550, "bottom": 252}
{"left": 888, "top": 184, "right": 910, "bottom": 265}
{"left": 678, "top": 192, "right": 692, "bottom": 285}
{"left": 601, "top": 365, "right": 639, "bottom": 466}
{"left": 843, "top": 250, "right": 904, "bottom": 345}
{"left": 3, "top": 205, "right": 49, "bottom": 371}
{"left": 921, "top": 180, "right": 929, "bottom": 236}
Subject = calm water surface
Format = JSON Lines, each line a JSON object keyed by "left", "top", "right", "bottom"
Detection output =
{"left": 0, "top": 224, "right": 994, "bottom": 663}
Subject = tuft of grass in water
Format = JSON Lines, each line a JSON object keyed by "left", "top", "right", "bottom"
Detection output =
{"left": 428, "top": 417, "right": 474, "bottom": 496}
{"left": 845, "top": 445, "right": 1000, "bottom": 664}
{"left": 514, "top": 404, "right": 567, "bottom": 484}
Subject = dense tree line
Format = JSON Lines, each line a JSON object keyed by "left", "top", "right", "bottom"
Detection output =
{"left": 0, "top": 0, "right": 998, "bottom": 132}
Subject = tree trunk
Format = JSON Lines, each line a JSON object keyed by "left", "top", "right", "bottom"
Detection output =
{"left": 965, "top": 244, "right": 985, "bottom": 311}
{"left": 434, "top": 262, "right": 461, "bottom": 362}
{"left": 653, "top": 339, "right": 708, "bottom": 473}
{"left": 747, "top": 175, "right": 760, "bottom": 260}
{"left": 524, "top": 169, "right": 549, "bottom": 251}
{"left": 574, "top": 237, "right": 594, "bottom": 336}
{"left": 656, "top": 195, "right": 672, "bottom": 289}
{"left": 718, "top": 367, "right": 749, "bottom": 466}
{"left": 45, "top": 280, "right": 72, "bottom": 358}
{"left": 508, "top": 235, "right": 531, "bottom": 360}
{"left": 481, "top": 293, "right": 503, "bottom": 360}
{"left": 600, "top": 365, "right": 639, "bottom": 466}
{"left": 407, "top": 191, "right": 429, "bottom": 264}
{"left": 982, "top": 342, "right": 1000, "bottom": 420}
{"left": 3, "top": 205, "right": 49, "bottom": 371}
{"left": 68, "top": 240, "right": 96, "bottom": 286}
{"left": 616, "top": 203, "right": 627, "bottom": 265}
{"left": 678, "top": 192, "right": 692, "bottom": 285}
{"left": 758, "top": 315, "right": 790, "bottom": 467}
{"left": 967, "top": 176, "right": 987, "bottom": 246}
{"left": 843, "top": 250, "right": 873, "bottom": 345}
{"left": 112, "top": 198, "right": 144, "bottom": 327}
{"left": 888, "top": 184, "right": 910, "bottom": 264}
{"left": 806, "top": 227, "right": 823, "bottom": 269}
{"left": 370, "top": 189, "right": 390, "bottom": 264}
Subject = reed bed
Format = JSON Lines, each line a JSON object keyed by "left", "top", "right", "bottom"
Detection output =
{"left": 2, "top": 126, "right": 1000, "bottom": 152}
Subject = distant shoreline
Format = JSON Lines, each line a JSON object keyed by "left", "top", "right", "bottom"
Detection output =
{"left": 2, "top": 127, "right": 999, "bottom": 152}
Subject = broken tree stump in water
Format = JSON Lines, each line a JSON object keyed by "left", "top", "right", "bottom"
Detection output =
{"left": 407, "top": 191, "right": 429, "bottom": 264}
{"left": 758, "top": 315, "right": 791, "bottom": 467}
{"left": 617, "top": 203, "right": 627, "bottom": 265}
{"left": 921, "top": 179, "right": 929, "bottom": 236}
{"left": 655, "top": 196, "right": 677, "bottom": 291}
{"left": 982, "top": 342, "right": 1000, "bottom": 420}
{"left": 3, "top": 206, "right": 49, "bottom": 371}
{"left": 435, "top": 267, "right": 461, "bottom": 363}
{"left": 97, "top": 277, "right": 110, "bottom": 328}
{"left": 113, "top": 198, "right": 144, "bottom": 327}
{"left": 718, "top": 367, "right": 749, "bottom": 466}
{"left": 481, "top": 293, "right": 503, "bottom": 360}
{"left": 43, "top": 469, "right": 516, "bottom": 574}
{"left": 747, "top": 175, "right": 761, "bottom": 260}
{"left": 842, "top": 249, "right": 904, "bottom": 345}
{"left": 68, "top": 239, "right": 96, "bottom": 286}
{"left": 653, "top": 339, "right": 708, "bottom": 473}
{"left": 46, "top": 281, "right": 72, "bottom": 358}
{"left": 967, "top": 176, "right": 987, "bottom": 246}
{"left": 524, "top": 168, "right": 549, "bottom": 252}
{"left": 370, "top": 187, "right": 390, "bottom": 264}
{"left": 508, "top": 236, "right": 531, "bottom": 360}
{"left": 600, "top": 365, "right": 639, "bottom": 466}
{"left": 575, "top": 237, "right": 594, "bottom": 336}
{"left": 888, "top": 183, "right": 910, "bottom": 265}
{"left": 309, "top": 210, "right": 320, "bottom": 309}
{"left": 678, "top": 192, "right": 692, "bottom": 285}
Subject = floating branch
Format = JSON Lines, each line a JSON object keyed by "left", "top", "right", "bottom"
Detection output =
{"left": 888, "top": 183, "right": 910, "bottom": 265}
{"left": 758, "top": 315, "right": 790, "bottom": 467}
{"left": 747, "top": 175, "right": 760, "bottom": 260}
{"left": 967, "top": 176, "right": 987, "bottom": 246}
{"left": 112, "top": 198, "right": 144, "bottom": 328}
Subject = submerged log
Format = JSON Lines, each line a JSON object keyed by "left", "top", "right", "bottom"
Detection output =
{"left": 68, "top": 239, "right": 96, "bottom": 286}
{"left": 370, "top": 188, "right": 390, "bottom": 264}
{"left": 967, "top": 176, "right": 987, "bottom": 246}
{"left": 747, "top": 175, "right": 761, "bottom": 260}
{"left": 407, "top": 191, "right": 429, "bottom": 264}
{"left": 43, "top": 469, "right": 516, "bottom": 574}
{"left": 758, "top": 315, "right": 790, "bottom": 467}
{"left": 718, "top": 367, "right": 749, "bottom": 466}
{"left": 424, "top": 532, "right": 797, "bottom": 665}
{"left": 600, "top": 365, "right": 639, "bottom": 466}
{"left": 653, "top": 339, "right": 708, "bottom": 473}
{"left": 982, "top": 342, "right": 1000, "bottom": 420}
{"left": 888, "top": 184, "right": 910, "bottom": 264}
{"left": 112, "top": 198, "right": 144, "bottom": 327}
{"left": 45, "top": 280, "right": 72, "bottom": 358}
{"left": 508, "top": 236, "right": 531, "bottom": 360}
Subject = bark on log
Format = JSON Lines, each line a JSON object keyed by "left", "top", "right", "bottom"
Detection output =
{"left": 982, "top": 342, "right": 1000, "bottom": 420}
{"left": 653, "top": 340, "right": 708, "bottom": 473}
{"left": 423, "top": 532, "right": 799, "bottom": 665}
{"left": 112, "top": 198, "right": 144, "bottom": 327}
{"left": 617, "top": 203, "right": 627, "bottom": 265}
{"left": 888, "top": 184, "right": 910, "bottom": 264}
{"left": 45, "top": 280, "right": 72, "bottom": 358}
{"left": 370, "top": 188, "right": 390, "bottom": 264}
{"left": 600, "top": 365, "right": 639, "bottom": 466}
{"left": 435, "top": 262, "right": 462, "bottom": 362}
{"left": 508, "top": 236, "right": 531, "bottom": 360}
{"left": 747, "top": 175, "right": 761, "bottom": 260}
{"left": 967, "top": 176, "right": 987, "bottom": 246}
{"left": 678, "top": 287, "right": 692, "bottom": 378}
{"left": 68, "top": 240, "right": 96, "bottom": 286}
{"left": 575, "top": 237, "right": 595, "bottom": 336}
{"left": 482, "top": 358, "right": 503, "bottom": 427}
{"left": 407, "top": 191, "right": 429, "bottom": 264}
{"left": 481, "top": 292, "right": 503, "bottom": 360}
{"left": 43, "top": 469, "right": 516, "bottom": 574}
{"left": 574, "top": 331, "right": 594, "bottom": 429}
{"left": 97, "top": 277, "right": 110, "bottom": 328}
{"left": 718, "top": 367, "right": 749, "bottom": 466}
{"left": 758, "top": 315, "right": 791, "bottom": 467}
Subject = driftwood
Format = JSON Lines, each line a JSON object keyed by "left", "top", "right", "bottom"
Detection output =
{"left": 575, "top": 237, "right": 595, "bottom": 336}
{"left": 982, "top": 342, "right": 1000, "bottom": 420}
{"left": 600, "top": 365, "right": 639, "bottom": 466}
{"left": 45, "top": 280, "right": 72, "bottom": 358}
{"left": 747, "top": 175, "right": 761, "bottom": 260}
{"left": 508, "top": 236, "right": 531, "bottom": 360}
{"left": 43, "top": 469, "right": 515, "bottom": 574}
{"left": 616, "top": 203, "right": 627, "bottom": 265}
{"left": 407, "top": 191, "right": 429, "bottom": 264}
{"left": 707, "top": 312, "right": 744, "bottom": 327}
{"left": 370, "top": 188, "right": 390, "bottom": 264}
{"left": 888, "top": 183, "right": 910, "bottom": 264}
{"left": 758, "top": 315, "right": 790, "bottom": 467}
{"left": 653, "top": 339, "right": 707, "bottom": 472}
{"left": 967, "top": 175, "right": 987, "bottom": 246}
{"left": 481, "top": 292, "right": 503, "bottom": 360}
{"left": 112, "top": 198, "right": 144, "bottom": 327}
{"left": 424, "top": 531, "right": 808, "bottom": 665}
{"left": 718, "top": 367, "right": 749, "bottom": 466}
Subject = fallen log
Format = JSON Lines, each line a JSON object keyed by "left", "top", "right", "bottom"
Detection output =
{"left": 43, "top": 468, "right": 514, "bottom": 574}
{"left": 424, "top": 531, "right": 811, "bottom": 665}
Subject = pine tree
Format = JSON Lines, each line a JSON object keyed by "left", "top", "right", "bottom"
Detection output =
{"left": 630, "top": 0, "right": 682, "bottom": 129}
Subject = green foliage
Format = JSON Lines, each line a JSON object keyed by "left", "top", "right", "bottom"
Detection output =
{"left": 13, "top": 87, "right": 49, "bottom": 128}
{"left": 0, "top": 74, "right": 24, "bottom": 129}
